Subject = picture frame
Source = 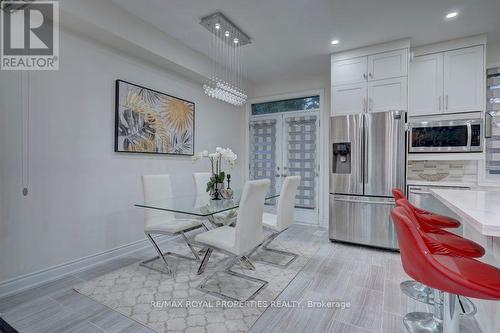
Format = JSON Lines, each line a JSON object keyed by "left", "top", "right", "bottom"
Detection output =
{"left": 114, "top": 79, "right": 195, "bottom": 156}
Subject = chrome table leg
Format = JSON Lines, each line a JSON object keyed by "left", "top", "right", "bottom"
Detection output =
{"left": 197, "top": 248, "right": 213, "bottom": 275}
{"left": 142, "top": 233, "right": 172, "bottom": 274}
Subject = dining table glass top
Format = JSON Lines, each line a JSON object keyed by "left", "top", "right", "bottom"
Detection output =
{"left": 135, "top": 189, "right": 279, "bottom": 217}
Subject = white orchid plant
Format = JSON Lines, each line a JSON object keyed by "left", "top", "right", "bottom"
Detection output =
{"left": 193, "top": 147, "right": 237, "bottom": 192}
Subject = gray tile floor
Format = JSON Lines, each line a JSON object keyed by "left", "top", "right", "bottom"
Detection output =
{"left": 0, "top": 224, "right": 482, "bottom": 333}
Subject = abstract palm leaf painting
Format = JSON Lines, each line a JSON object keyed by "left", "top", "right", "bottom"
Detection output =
{"left": 115, "top": 80, "right": 194, "bottom": 155}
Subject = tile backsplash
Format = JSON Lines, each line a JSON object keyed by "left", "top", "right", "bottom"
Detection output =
{"left": 408, "top": 160, "right": 477, "bottom": 183}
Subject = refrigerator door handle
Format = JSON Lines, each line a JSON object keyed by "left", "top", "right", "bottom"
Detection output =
{"left": 358, "top": 114, "right": 364, "bottom": 184}
{"left": 364, "top": 114, "right": 368, "bottom": 184}
{"left": 333, "top": 197, "right": 395, "bottom": 205}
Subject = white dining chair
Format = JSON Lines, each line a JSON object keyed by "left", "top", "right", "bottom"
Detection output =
{"left": 194, "top": 179, "right": 270, "bottom": 301}
{"left": 193, "top": 172, "right": 212, "bottom": 196}
{"left": 259, "top": 175, "right": 301, "bottom": 267}
{"left": 193, "top": 172, "right": 236, "bottom": 226}
{"left": 141, "top": 174, "right": 206, "bottom": 274}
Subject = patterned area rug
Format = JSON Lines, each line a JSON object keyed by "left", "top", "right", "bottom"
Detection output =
{"left": 74, "top": 238, "right": 319, "bottom": 333}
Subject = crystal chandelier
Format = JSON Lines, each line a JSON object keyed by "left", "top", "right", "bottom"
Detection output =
{"left": 200, "top": 12, "right": 250, "bottom": 106}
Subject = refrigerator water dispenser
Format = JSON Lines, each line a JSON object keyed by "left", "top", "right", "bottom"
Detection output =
{"left": 332, "top": 142, "right": 351, "bottom": 174}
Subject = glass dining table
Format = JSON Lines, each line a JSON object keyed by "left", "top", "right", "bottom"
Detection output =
{"left": 135, "top": 189, "right": 279, "bottom": 226}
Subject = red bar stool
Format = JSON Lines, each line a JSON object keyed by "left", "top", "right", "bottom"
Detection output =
{"left": 392, "top": 188, "right": 461, "bottom": 229}
{"left": 394, "top": 198, "right": 485, "bottom": 305}
{"left": 396, "top": 199, "right": 485, "bottom": 258}
{"left": 391, "top": 207, "right": 500, "bottom": 333}
{"left": 391, "top": 189, "right": 483, "bottom": 305}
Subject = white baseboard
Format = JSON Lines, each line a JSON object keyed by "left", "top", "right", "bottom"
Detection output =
{"left": 0, "top": 235, "right": 171, "bottom": 299}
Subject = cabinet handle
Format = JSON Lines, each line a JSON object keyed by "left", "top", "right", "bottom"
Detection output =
{"left": 369, "top": 72, "right": 373, "bottom": 78}
{"left": 438, "top": 96, "right": 441, "bottom": 111}
{"left": 445, "top": 95, "right": 448, "bottom": 111}
{"left": 369, "top": 98, "right": 373, "bottom": 111}
{"left": 363, "top": 97, "right": 367, "bottom": 112}
{"left": 363, "top": 73, "right": 367, "bottom": 80}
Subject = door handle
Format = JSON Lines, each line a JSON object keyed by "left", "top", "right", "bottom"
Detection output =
{"left": 334, "top": 197, "right": 394, "bottom": 205}
{"left": 364, "top": 114, "right": 368, "bottom": 184}
{"left": 466, "top": 122, "right": 472, "bottom": 150}
{"left": 409, "top": 189, "right": 431, "bottom": 195}
{"left": 359, "top": 115, "right": 364, "bottom": 184}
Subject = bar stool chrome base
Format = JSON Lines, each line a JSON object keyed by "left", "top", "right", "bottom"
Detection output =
{"left": 403, "top": 291, "right": 465, "bottom": 333}
{"left": 457, "top": 296, "right": 477, "bottom": 316}
{"left": 403, "top": 312, "right": 442, "bottom": 333}
{"left": 400, "top": 280, "right": 434, "bottom": 305}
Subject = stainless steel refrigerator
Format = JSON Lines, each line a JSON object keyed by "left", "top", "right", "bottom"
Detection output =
{"left": 329, "top": 111, "right": 406, "bottom": 250}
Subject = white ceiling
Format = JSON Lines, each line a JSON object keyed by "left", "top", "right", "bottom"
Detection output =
{"left": 110, "top": 0, "right": 500, "bottom": 83}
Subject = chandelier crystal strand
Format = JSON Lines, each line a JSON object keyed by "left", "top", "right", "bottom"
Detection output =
{"left": 201, "top": 12, "right": 250, "bottom": 106}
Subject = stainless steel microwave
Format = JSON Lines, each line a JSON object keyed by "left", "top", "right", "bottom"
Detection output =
{"left": 408, "top": 117, "right": 483, "bottom": 153}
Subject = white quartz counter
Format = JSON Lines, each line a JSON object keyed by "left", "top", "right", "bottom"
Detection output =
{"left": 430, "top": 188, "right": 500, "bottom": 333}
{"left": 430, "top": 189, "right": 500, "bottom": 237}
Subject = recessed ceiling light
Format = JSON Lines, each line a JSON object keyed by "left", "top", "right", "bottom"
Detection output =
{"left": 446, "top": 11, "right": 458, "bottom": 19}
{"left": 331, "top": 39, "right": 339, "bottom": 45}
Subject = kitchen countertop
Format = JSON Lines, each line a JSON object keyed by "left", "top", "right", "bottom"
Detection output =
{"left": 430, "top": 189, "right": 500, "bottom": 237}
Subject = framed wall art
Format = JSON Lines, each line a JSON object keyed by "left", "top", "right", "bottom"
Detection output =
{"left": 114, "top": 80, "right": 195, "bottom": 155}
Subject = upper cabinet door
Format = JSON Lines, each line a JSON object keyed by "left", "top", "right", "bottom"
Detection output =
{"left": 443, "top": 45, "right": 484, "bottom": 113}
{"left": 332, "top": 57, "right": 367, "bottom": 86}
{"left": 409, "top": 53, "right": 444, "bottom": 116}
{"left": 367, "top": 77, "right": 407, "bottom": 113}
{"left": 331, "top": 82, "right": 367, "bottom": 116}
{"left": 367, "top": 49, "right": 408, "bottom": 81}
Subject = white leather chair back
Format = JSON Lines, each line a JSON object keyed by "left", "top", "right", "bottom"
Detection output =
{"left": 193, "top": 172, "right": 211, "bottom": 195}
{"left": 234, "top": 179, "right": 270, "bottom": 254}
{"left": 276, "top": 176, "right": 301, "bottom": 231}
{"left": 142, "top": 174, "right": 175, "bottom": 228}
{"left": 193, "top": 172, "right": 211, "bottom": 207}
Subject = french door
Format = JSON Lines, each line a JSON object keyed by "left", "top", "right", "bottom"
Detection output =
{"left": 249, "top": 111, "right": 319, "bottom": 224}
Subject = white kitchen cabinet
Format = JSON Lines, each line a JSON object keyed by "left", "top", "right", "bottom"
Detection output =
{"left": 368, "top": 49, "right": 408, "bottom": 81}
{"left": 409, "top": 53, "right": 444, "bottom": 116}
{"left": 331, "top": 45, "right": 409, "bottom": 116}
{"left": 443, "top": 45, "right": 484, "bottom": 113}
{"left": 367, "top": 77, "right": 407, "bottom": 113}
{"left": 331, "top": 56, "right": 367, "bottom": 86}
{"left": 408, "top": 45, "right": 484, "bottom": 116}
{"left": 331, "top": 82, "right": 367, "bottom": 116}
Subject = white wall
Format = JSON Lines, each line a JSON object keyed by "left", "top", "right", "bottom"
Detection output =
{"left": 0, "top": 28, "right": 244, "bottom": 284}
{"left": 250, "top": 74, "right": 331, "bottom": 227}
{"left": 252, "top": 74, "right": 330, "bottom": 102}
{"left": 487, "top": 42, "right": 500, "bottom": 68}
